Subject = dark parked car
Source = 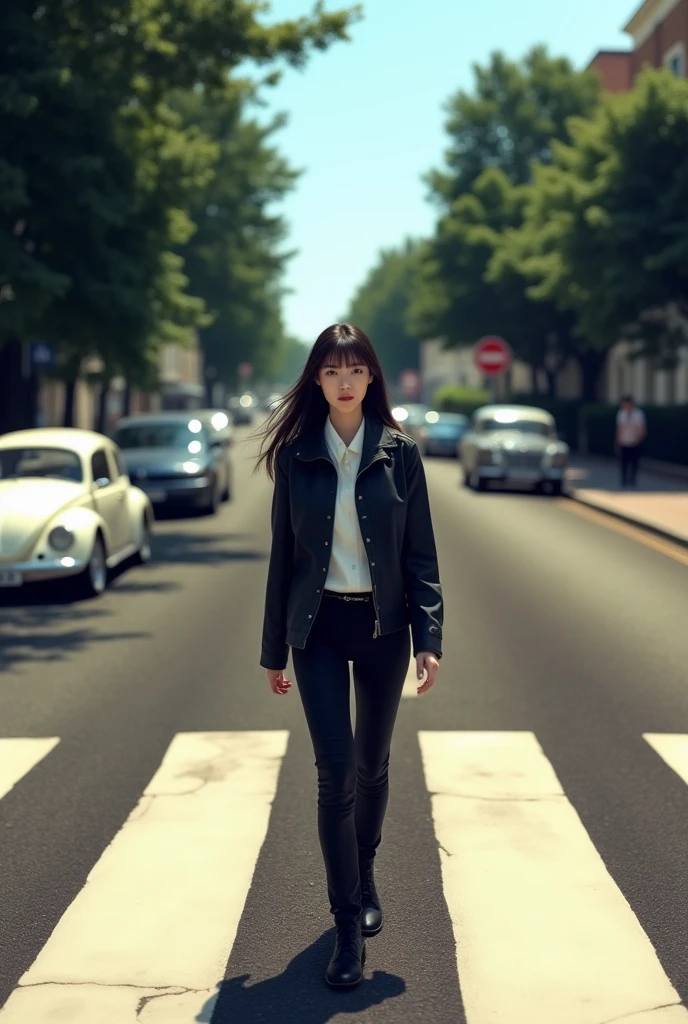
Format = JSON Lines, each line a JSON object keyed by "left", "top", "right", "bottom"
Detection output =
{"left": 111, "top": 412, "right": 230, "bottom": 515}
{"left": 228, "top": 394, "right": 256, "bottom": 426}
{"left": 418, "top": 412, "right": 468, "bottom": 457}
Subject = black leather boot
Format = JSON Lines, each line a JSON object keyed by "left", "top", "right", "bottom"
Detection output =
{"left": 359, "top": 859, "right": 383, "bottom": 936}
{"left": 325, "top": 916, "right": 366, "bottom": 988}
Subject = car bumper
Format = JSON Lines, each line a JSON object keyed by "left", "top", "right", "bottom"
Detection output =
{"left": 0, "top": 558, "right": 86, "bottom": 586}
{"left": 475, "top": 466, "right": 566, "bottom": 485}
{"left": 136, "top": 477, "right": 215, "bottom": 507}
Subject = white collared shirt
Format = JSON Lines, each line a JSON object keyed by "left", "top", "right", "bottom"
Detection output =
{"left": 323, "top": 415, "right": 372, "bottom": 593}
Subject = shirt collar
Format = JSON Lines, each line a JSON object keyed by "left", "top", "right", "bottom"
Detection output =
{"left": 324, "top": 415, "right": 365, "bottom": 461}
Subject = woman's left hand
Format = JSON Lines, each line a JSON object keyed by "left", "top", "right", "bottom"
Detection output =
{"left": 415, "top": 652, "right": 440, "bottom": 695}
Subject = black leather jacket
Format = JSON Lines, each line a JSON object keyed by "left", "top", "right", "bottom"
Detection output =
{"left": 260, "top": 416, "right": 443, "bottom": 670}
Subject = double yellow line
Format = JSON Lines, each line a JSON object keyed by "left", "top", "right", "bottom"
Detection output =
{"left": 557, "top": 497, "right": 688, "bottom": 568}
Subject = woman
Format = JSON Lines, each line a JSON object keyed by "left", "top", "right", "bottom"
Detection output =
{"left": 254, "top": 323, "right": 443, "bottom": 989}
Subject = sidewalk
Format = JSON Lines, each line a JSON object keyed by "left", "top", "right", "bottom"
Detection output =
{"left": 565, "top": 455, "right": 688, "bottom": 547}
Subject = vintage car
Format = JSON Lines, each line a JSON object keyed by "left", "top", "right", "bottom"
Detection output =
{"left": 458, "top": 405, "right": 569, "bottom": 495}
{"left": 111, "top": 412, "right": 230, "bottom": 514}
{"left": 0, "top": 428, "right": 153, "bottom": 597}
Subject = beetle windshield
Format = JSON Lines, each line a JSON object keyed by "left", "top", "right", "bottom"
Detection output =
{"left": 0, "top": 447, "right": 83, "bottom": 482}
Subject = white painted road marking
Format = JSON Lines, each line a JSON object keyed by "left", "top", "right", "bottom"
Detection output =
{"left": 644, "top": 734, "right": 688, "bottom": 785}
{"left": 0, "top": 738, "right": 60, "bottom": 801}
{"left": 0, "top": 731, "right": 289, "bottom": 1023}
{"left": 418, "top": 731, "right": 688, "bottom": 1024}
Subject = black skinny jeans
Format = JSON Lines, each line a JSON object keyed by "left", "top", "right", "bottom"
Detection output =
{"left": 292, "top": 593, "right": 411, "bottom": 924}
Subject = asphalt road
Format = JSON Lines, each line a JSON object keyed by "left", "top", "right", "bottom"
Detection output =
{"left": 1, "top": 425, "right": 688, "bottom": 1023}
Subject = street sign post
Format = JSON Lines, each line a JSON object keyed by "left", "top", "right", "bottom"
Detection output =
{"left": 473, "top": 336, "right": 512, "bottom": 376}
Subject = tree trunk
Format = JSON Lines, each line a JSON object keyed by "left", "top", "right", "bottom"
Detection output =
{"left": 577, "top": 350, "right": 607, "bottom": 403}
{"left": 0, "top": 340, "right": 36, "bottom": 434}
{"left": 95, "top": 381, "right": 109, "bottom": 434}
{"left": 63, "top": 378, "right": 77, "bottom": 427}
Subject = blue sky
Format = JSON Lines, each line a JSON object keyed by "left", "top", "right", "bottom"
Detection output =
{"left": 250, "top": 0, "right": 635, "bottom": 345}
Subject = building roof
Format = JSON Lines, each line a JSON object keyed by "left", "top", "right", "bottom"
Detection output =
{"left": 624, "top": 0, "right": 681, "bottom": 39}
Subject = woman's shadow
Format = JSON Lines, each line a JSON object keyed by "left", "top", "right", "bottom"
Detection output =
{"left": 196, "top": 929, "right": 406, "bottom": 1023}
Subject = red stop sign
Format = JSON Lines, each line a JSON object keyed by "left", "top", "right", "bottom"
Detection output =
{"left": 474, "top": 336, "right": 512, "bottom": 376}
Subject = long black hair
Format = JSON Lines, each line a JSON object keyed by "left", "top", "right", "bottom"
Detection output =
{"left": 253, "top": 323, "right": 400, "bottom": 481}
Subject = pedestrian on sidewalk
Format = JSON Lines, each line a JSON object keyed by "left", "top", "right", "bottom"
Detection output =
{"left": 254, "top": 323, "right": 443, "bottom": 990}
{"left": 615, "top": 394, "right": 647, "bottom": 487}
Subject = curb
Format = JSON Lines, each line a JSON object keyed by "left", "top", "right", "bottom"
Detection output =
{"left": 566, "top": 489, "right": 688, "bottom": 551}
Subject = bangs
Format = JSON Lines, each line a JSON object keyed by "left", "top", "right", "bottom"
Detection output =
{"left": 319, "top": 337, "right": 370, "bottom": 369}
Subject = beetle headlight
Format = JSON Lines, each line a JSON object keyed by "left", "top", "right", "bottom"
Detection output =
{"left": 48, "top": 526, "right": 75, "bottom": 552}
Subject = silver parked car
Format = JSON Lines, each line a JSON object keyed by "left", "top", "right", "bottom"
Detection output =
{"left": 459, "top": 405, "right": 569, "bottom": 495}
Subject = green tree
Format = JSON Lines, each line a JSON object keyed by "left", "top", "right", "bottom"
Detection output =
{"left": 0, "top": 0, "right": 362, "bottom": 431}
{"left": 345, "top": 237, "right": 425, "bottom": 388}
{"left": 409, "top": 46, "right": 601, "bottom": 395}
{"left": 173, "top": 83, "right": 299, "bottom": 393}
{"left": 502, "top": 67, "right": 688, "bottom": 399}
{"left": 426, "top": 45, "right": 600, "bottom": 204}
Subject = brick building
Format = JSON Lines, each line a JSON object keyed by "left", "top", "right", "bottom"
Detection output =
{"left": 584, "top": 0, "right": 688, "bottom": 407}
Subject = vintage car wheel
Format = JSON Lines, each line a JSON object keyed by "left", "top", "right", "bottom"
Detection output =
{"left": 469, "top": 469, "right": 487, "bottom": 492}
{"left": 73, "top": 533, "right": 108, "bottom": 599}
{"left": 133, "top": 517, "right": 152, "bottom": 565}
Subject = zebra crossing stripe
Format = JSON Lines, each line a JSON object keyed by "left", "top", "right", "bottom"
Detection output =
{"left": 0, "top": 738, "right": 60, "bottom": 801}
{"left": 644, "top": 734, "right": 688, "bottom": 786}
{"left": 0, "top": 731, "right": 289, "bottom": 1023}
{"left": 418, "top": 731, "right": 688, "bottom": 1024}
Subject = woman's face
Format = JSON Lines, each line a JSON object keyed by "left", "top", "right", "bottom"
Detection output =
{"left": 316, "top": 359, "right": 373, "bottom": 414}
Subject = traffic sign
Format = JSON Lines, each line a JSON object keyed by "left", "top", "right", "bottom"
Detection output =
{"left": 31, "top": 341, "right": 55, "bottom": 368}
{"left": 473, "top": 336, "right": 512, "bottom": 377}
{"left": 237, "top": 362, "right": 253, "bottom": 379}
{"left": 399, "top": 369, "right": 420, "bottom": 398}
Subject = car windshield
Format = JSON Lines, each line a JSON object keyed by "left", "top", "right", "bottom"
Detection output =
{"left": 112, "top": 421, "right": 207, "bottom": 450}
{"left": 480, "top": 418, "right": 552, "bottom": 436}
{"left": 0, "top": 447, "right": 83, "bottom": 482}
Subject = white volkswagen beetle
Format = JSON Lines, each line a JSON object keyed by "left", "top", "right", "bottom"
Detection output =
{"left": 0, "top": 428, "right": 154, "bottom": 598}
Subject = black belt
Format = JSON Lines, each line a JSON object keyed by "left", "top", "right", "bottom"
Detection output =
{"left": 323, "top": 590, "right": 372, "bottom": 603}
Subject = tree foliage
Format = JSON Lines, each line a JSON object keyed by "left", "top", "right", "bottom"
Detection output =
{"left": 345, "top": 237, "right": 425, "bottom": 388}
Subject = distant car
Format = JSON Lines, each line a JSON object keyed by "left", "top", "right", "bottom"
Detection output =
{"left": 392, "top": 403, "right": 431, "bottom": 442}
{"left": 228, "top": 393, "right": 256, "bottom": 426}
{"left": 459, "top": 405, "right": 569, "bottom": 495}
{"left": 418, "top": 412, "right": 468, "bottom": 457}
{"left": 0, "top": 427, "right": 153, "bottom": 597}
{"left": 112, "top": 412, "right": 229, "bottom": 515}
{"left": 194, "top": 409, "right": 234, "bottom": 502}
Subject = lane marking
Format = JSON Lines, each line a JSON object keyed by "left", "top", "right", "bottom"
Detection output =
{"left": 0, "top": 738, "right": 60, "bottom": 801}
{"left": 557, "top": 498, "right": 688, "bottom": 568}
{"left": 418, "top": 731, "right": 688, "bottom": 1024}
{"left": 0, "top": 731, "right": 289, "bottom": 1023}
{"left": 644, "top": 734, "right": 688, "bottom": 786}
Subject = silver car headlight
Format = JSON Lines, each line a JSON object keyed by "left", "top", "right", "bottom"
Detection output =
{"left": 48, "top": 526, "right": 75, "bottom": 551}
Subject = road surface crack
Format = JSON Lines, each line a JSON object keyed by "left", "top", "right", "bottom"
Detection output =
{"left": 594, "top": 998, "right": 687, "bottom": 1023}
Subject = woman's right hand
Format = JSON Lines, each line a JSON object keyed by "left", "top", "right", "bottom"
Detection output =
{"left": 266, "top": 669, "right": 291, "bottom": 696}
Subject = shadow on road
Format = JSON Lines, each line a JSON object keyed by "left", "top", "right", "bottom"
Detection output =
{"left": 0, "top": 600, "right": 149, "bottom": 670}
{"left": 150, "top": 530, "right": 267, "bottom": 567}
{"left": 195, "top": 931, "right": 405, "bottom": 1023}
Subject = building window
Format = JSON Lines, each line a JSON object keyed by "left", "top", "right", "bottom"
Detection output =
{"left": 663, "top": 43, "right": 685, "bottom": 78}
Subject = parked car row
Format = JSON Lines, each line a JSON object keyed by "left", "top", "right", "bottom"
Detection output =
{"left": 392, "top": 401, "right": 569, "bottom": 495}
{"left": 0, "top": 404, "right": 246, "bottom": 600}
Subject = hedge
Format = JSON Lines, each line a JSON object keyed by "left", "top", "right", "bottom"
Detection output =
{"left": 432, "top": 386, "right": 490, "bottom": 417}
{"left": 580, "top": 403, "right": 688, "bottom": 466}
